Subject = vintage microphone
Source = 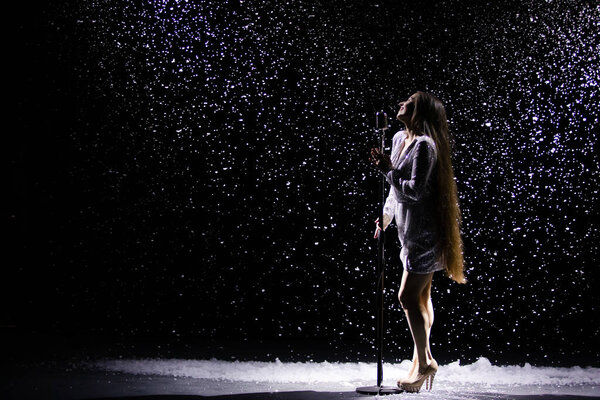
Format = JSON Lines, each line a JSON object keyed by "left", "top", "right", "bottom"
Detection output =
{"left": 356, "top": 112, "right": 401, "bottom": 395}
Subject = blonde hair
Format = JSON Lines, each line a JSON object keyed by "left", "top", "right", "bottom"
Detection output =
{"left": 410, "top": 91, "right": 466, "bottom": 283}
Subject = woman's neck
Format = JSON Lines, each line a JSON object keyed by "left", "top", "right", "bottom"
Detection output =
{"left": 405, "top": 128, "right": 419, "bottom": 141}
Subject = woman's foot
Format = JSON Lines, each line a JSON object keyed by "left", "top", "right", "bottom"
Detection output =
{"left": 397, "top": 349, "right": 433, "bottom": 386}
{"left": 397, "top": 357, "right": 418, "bottom": 386}
{"left": 398, "top": 359, "right": 438, "bottom": 393}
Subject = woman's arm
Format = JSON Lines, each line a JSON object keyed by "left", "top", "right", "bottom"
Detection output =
{"left": 382, "top": 186, "right": 396, "bottom": 229}
{"left": 385, "top": 139, "right": 437, "bottom": 202}
{"left": 374, "top": 187, "right": 396, "bottom": 238}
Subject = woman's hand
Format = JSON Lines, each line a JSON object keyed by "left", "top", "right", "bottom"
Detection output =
{"left": 373, "top": 214, "right": 392, "bottom": 238}
{"left": 369, "top": 147, "right": 393, "bottom": 173}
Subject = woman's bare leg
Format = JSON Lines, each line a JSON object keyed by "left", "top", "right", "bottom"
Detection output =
{"left": 405, "top": 277, "right": 433, "bottom": 378}
{"left": 399, "top": 269, "right": 434, "bottom": 371}
{"left": 423, "top": 278, "right": 434, "bottom": 361}
{"left": 406, "top": 278, "right": 433, "bottom": 377}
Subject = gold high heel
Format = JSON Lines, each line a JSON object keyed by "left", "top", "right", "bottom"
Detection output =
{"left": 398, "top": 359, "right": 438, "bottom": 393}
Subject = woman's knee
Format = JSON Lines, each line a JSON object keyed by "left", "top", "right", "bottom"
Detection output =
{"left": 398, "top": 288, "right": 420, "bottom": 310}
{"left": 399, "top": 271, "right": 433, "bottom": 309}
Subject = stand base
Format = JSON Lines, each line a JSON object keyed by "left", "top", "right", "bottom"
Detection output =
{"left": 356, "top": 385, "right": 402, "bottom": 395}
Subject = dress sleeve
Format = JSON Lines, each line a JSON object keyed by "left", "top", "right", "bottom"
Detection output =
{"left": 385, "top": 139, "right": 437, "bottom": 202}
{"left": 382, "top": 186, "right": 397, "bottom": 225}
{"left": 379, "top": 132, "right": 402, "bottom": 226}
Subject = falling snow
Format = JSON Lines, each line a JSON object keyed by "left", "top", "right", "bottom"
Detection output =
{"left": 17, "top": 0, "right": 600, "bottom": 366}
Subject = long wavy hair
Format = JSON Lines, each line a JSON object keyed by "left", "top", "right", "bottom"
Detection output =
{"left": 410, "top": 91, "right": 466, "bottom": 283}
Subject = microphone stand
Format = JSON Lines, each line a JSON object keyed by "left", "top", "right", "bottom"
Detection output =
{"left": 356, "top": 112, "right": 401, "bottom": 395}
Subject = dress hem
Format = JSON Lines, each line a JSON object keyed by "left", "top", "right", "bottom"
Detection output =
{"left": 403, "top": 267, "right": 445, "bottom": 274}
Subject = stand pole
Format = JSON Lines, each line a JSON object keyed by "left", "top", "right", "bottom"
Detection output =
{"left": 376, "top": 130, "right": 385, "bottom": 386}
{"left": 356, "top": 120, "right": 401, "bottom": 395}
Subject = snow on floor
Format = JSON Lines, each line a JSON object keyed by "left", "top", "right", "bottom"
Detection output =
{"left": 80, "top": 357, "right": 600, "bottom": 398}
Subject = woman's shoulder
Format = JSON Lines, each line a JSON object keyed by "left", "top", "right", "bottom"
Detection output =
{"left": 415, "top": 134, "right": 438, "bottom": 159}
{"left": 416, "top": 134, "right": 436, "bottom": 148}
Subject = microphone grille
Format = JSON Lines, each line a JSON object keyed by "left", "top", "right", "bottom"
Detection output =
{"left": 376, "top": 111, "right": 388, "bottom": 130}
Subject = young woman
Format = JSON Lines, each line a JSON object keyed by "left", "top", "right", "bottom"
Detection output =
{"left": 368, "top": 91, "right": 466, "bottom": 392}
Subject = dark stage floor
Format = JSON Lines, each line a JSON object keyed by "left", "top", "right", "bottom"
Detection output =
{"left": 2, "top": 330, "right": 599, "bottom": 400}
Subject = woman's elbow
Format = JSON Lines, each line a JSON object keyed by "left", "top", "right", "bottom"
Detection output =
{"left": 404, "top": 185, "right": 426, "bottom": 201}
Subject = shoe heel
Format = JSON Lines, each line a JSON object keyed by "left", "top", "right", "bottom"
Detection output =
{"left": 427, "top": 373, "right": 435, "bottom": 391}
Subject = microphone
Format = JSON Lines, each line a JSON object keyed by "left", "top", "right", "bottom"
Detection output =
{"left": 375, "top": 111, "right": 388, "bottom": 131}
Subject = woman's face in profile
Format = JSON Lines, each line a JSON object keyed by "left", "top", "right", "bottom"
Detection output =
{"left": 397, "top": 93, "right": 417, "bottom": 122}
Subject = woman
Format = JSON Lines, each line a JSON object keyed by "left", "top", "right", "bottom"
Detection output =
{"left": 368, "top": 91, "right": 466, "bottom": 392}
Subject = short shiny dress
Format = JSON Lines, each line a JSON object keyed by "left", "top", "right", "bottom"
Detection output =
{"left": 381, "top": 130, "right": 444, "bottom": 274}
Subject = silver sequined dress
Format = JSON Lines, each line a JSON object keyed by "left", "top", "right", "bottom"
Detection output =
{"left": 381, "top": 130, "right": 445, "bottom": 274}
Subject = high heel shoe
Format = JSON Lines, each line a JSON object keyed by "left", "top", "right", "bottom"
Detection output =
{"left": 396, "top": 360, "right": 417, "bottom": 386}
{"left": 398, "top": 359, "right": 438, "bottom": 393}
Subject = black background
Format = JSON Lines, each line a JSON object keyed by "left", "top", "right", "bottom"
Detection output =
{"left": 8, "top": 0, "right": 600, "bottom": 367}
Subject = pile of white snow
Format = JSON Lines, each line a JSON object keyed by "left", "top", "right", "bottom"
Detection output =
{"left": 81, "top": 357, "right": 600, "bottom": 388}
